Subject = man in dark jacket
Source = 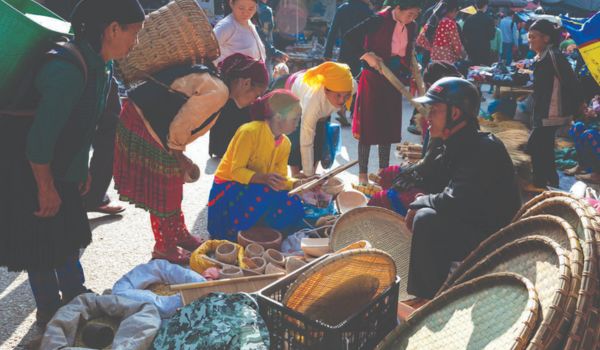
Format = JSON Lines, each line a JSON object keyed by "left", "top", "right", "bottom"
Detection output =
{"left": 404, "top": 77, "right": 521, "bottom": 303}
{"left": 461, "top": 0, "right": 495, "bottom": 65}
{"left": 323, "top": 0, "right": 373, "bottom": 76}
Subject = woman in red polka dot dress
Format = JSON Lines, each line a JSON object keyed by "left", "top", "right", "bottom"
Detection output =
{"left": 416, "top": 0, "right": 463, "bottom": 64}
{"left": 207, "top": 90, "right": 305, "bottom": 241}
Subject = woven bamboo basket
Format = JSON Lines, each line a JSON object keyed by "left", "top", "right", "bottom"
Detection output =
{"left": 329, "top": 207, "right": 412, "bottom": 300}
{"left": 517, "top": 197, "right": 599, "bottom": 350}
{"left": 170, "top": 272, "right": 284, "bottom": 305}
{"left": 376, "top": 273, "right": 540, "bottom": 350}
{"left": 453, "top": 236, "right": 572, "bottom": 350}
{"left": 282, "top": 248, "right": 396, "bottom": 327}
{"left": 115, "top": 0, "right": 220, "bottom": 85}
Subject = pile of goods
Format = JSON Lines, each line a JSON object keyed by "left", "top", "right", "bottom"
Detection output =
{"left": 396, "top": 142, "right": 423, "bottom": 164}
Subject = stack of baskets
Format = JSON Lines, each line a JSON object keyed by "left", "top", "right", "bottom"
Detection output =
{"left": 377, "top": 191, "right": 600, "bottom": 350}
{"left": 115, "top": 0, "right": 219, "bottom": 86}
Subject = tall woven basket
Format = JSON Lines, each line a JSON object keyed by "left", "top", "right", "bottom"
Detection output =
{"left": 0, "top": 0, "right": 70, "bottom": 106}
{"left": 116, "top": 0, "right": 220, "bottom": 85}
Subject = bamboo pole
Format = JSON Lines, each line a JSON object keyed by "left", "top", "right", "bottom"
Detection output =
{"left": 379, "top": 63, "right": 428, "bottom": 116}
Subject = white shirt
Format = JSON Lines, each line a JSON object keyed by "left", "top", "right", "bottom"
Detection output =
{"left": 213, "top": 14, "right": 266, "bottom": 64}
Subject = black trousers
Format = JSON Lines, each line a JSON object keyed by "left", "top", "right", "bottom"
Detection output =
{"left": 527, "top": 126, "right": 558, "bottom": 188}
{"left": 83, "top": 80, "right": 120, "bottom": 209}
{"left": 407, "top": 207, "right": 484, "bottom": 299}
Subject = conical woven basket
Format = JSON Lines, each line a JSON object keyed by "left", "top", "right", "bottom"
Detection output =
{"left": 453, "top": 236, "right": 572, "bottom": 350}
{"left": 115, "top": 0, "right": 220, "bottom": 85}
{"left": 516, "top": 197, "right": 599, "bottom": 350}
{"left": 438, "top": 215, "right": 582, "bottom": 304}
{"left": 329, "top": 207, "right": 412, "bottom": 299}
{"left": 282, "top": 248, "right": 396, "bottom": 327}
{"left": 376, "top": 273, "right": 540, "bottom": 350}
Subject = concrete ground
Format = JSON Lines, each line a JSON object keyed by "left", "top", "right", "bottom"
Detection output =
{"left": 0, "top": 97, "right": 420, "bottom": 349}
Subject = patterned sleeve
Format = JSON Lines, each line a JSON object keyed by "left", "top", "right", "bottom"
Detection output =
{"left": 447, "top": 20, "right": 463, "bottom": 57}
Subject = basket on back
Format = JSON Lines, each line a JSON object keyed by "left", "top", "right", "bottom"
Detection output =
{"left": 115, "top": 0, "right": 219, "bottom": 86}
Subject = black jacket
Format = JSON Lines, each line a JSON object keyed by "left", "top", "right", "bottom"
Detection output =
{"left": 532, "top": 46, "right": 582, "bottom": 128}
{"left": 410, "top": 126, "right": 521, "bottom": 238}
{"left": 461, "top": 11, "right": 495, "bottom": 65}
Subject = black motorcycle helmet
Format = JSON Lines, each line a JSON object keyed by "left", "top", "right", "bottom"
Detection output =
{"left": 414, "top": 77, "right": 480, "bottom": 130}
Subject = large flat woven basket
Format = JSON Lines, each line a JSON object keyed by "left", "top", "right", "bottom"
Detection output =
{"left": 515, "top": 196, "right": 599, "bottom": 350}
{"left": 376, "top": 273, "right": 540, "bottom": 350}
{"left": 453, "top": 236, "right": 572, "bottom": 350}
{"left": 115, "top": 0, "right": 220, "bottom": 85}
{"left": 329, "top": 207, "right": 412, "bottom": 300}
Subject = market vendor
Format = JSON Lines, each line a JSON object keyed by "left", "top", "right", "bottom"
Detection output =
{"left": 0, "top": 0, "right": 144, "bottom": 326}
{"left": 344, "top": 0, "right": 420, "bottom": 185}
{"left": 527, "top": 19, "right": 583, "bottom": 189}
{"left": 113, "top": 53, "right": 268, "bottom": 264}
{"left": 207, "top": 90, "right": 305, "bottom": 241}
{"left": 288, "top": 62, "right": 356, "bottom": 177}
{"left": 403, "top": 77, "right": 520, "bottom": 306}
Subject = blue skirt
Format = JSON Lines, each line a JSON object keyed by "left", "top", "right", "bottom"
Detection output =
{"left": 207, "top": 181, "right": 304, "bottom": 241}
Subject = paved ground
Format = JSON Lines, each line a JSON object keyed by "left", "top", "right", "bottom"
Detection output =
{"left": 0, "top": 98, "right": 419, "bottom": 349}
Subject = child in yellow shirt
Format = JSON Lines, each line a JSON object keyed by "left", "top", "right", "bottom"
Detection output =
{"left": 208, "top": 90, "right": 305, "bottom": 241}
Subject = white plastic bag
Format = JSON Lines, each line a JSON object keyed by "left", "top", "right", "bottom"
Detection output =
{"left": 112, "top": 259, "right": 205, "bottom": 318}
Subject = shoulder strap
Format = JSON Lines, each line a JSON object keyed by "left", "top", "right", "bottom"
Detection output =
{"left": 548, "top": 49, "right": 563, "bottom": 84}
{"left": 58, "top": 42, "right": 88, "bottom": 84}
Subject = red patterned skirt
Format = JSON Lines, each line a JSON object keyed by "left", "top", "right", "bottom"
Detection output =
{"left": 113, "top": 100, "right": 184, "bottom": 218}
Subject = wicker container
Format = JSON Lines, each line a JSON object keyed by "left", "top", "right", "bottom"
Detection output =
{"left": 453, "top": 236, "right": 573, "bottom": 349}
{"left": 0, "top": 0, "right": 70, "bottom": 106}
{"left": 330, "top": 207, "right": 412, "bottom": 300}
{"left": 237, "top": 227, "right": 282, "bottom": 250}
{"left": 376, "top": 273, "right": 540, "bottom": 350}
{"left": 257, "top": 252, "right": 400, "bottom": 349}
{"left": 115, "top": 0, "right": 220, "bottom": 85}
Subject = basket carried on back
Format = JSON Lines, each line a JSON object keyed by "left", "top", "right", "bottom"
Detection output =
{"left": 115, "top": 0, "right": 220, "bottom": 85}
{"left": 453, "top": 236, "right": 573, "bottom": 350}
{"left": 376, "top": 273, "right": 540, "bottom": 350}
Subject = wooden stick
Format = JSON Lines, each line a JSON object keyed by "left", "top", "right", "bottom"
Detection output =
{"left": 379, "top": 63, "right": 428, "bottom": 116}
{"left": 170, "top": 272, "right": 285, "bottom": 290}
{"left": 411, "top": 51, "right": 426, "bottom": 97}
{"left": 288, "top": 160, "right": 358, "bottom": 195}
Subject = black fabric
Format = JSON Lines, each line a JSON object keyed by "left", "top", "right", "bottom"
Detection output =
{"left": 71, "top": 0, "right": 145, "bottom": 25}
{"left": 532, "top": 47, "right": 583, "bottom": 128}
{"left": 288, "top": 118, "right": 328, "bottom": 169}
{"left": 407, "top": 126, "right": 521, "bottom": 297}
{"left": 128, "top": 65, "right": 215, "bottom": 148}
{"left": 208, "top": 99, "right": 251, "bottom": 158}
{"left": 83, "top": 80, "right": 119, "bottom": 209}
{"left": 0, "top": 118, "right": 91, "bottom": 272}
{"left": 461, "top": 11, "right": 496, "bottom": 66}
{"left": 527, "top": 126, "right": 559, "bottom": 188}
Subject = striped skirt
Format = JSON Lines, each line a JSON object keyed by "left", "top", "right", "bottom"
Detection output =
{"left": 113, "top": 100, "right": 184, "bottom": 218}
{"left": 207, "top": 180, "right": 304, "bottom": 241}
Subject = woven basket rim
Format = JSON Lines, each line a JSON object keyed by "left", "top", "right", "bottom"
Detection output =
{"left": 282, "top": 248, "right": 397, "bottom": 327}
{"left": 454, "top": 235, "right": 573, "bottom": 349}
{"left": 512, "top": 191, "right": 579, "bottom": 223}
{"left": 376, "top": 272, "right": 540, "bottom": 350}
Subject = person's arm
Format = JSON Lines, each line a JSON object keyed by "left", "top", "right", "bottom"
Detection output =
{"left": 27, "top": 60, "right": 85, "bottom": 217}
{"left": 274, "top": 139, "right": 295, "bottom": 190}
{"left": 167, "top": 73, "right": 229, "bottom": 151}
{"left": 213, "top": 17, "right": 236, "bottom": 63}
{"left": 299, "top": 95, "right": 323, "bottom": 176}
{"left": 324, "top": 6, "right": 342, "bottom": 59}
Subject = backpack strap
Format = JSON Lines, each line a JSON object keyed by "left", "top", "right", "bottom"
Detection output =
{"left": 0, "top": 42, "right": 88, "bottom": 117}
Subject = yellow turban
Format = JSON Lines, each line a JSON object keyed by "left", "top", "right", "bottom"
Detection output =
{"left": 302, "top": 62, "right": 353, "bottom": 93}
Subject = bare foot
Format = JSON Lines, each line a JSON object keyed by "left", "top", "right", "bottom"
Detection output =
{"left": 358, "top": 173, "right": 369, "bottom": 185}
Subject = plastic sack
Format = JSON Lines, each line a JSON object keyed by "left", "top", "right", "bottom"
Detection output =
{"left": 303, "top": 201, "right": 337, "bottom": 222}
{"left": 190, "top": 240, "right": 247, "bottom": 274}
{"left": 281, "top": 228, "right": 321, "bottom": 254}
{"left": 41, "top": 293, "right": 161, "bottom": 350}
{"left": 112, "top": 259, "right": 206, "bottom": 318}
{"left": 321, "top": 121, "right": 341, "bottom": 169}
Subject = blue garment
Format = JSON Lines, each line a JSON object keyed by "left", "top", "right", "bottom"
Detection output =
{"left": 256, "top": 1, "right": 285, "bottom": 59}
{"left": 570, "top": 121, "right": 600, "bottom": 172}
{"left": 324, "top": 0, "right": 373, "bottom": 76}
{"left": 207, "top": 181, "right": 304, "bottom": 241}
{"left": 499, "top": 17, "right": 518, "bottom": 44}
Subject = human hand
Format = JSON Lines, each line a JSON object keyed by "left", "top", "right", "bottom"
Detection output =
{"left": 34, "top": 183, "right": 62, "bottom": 218}
{"left": 262, "top": 173, "right": 287, "bottom": 191}
{"left": 361, "top": 52, "right": 383, "bottom": 73}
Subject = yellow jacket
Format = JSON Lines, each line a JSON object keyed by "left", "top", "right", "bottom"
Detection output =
{"left": 215, "top": 121, "right": 294, "bottom": 189}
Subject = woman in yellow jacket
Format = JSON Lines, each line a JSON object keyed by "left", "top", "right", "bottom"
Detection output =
{"left": 207, "top": 90, "right": 305, "bottom": 241}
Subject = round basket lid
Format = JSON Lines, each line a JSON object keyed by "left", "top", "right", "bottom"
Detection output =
{"left": 282, "top": 248, "right": 396, "bottom": 327}
{"left": 376, "top": 273, "right": 540, "bottom": 350}
{"left": 438, "top": 215, "right": 583, "bottom": 300}
{"left": 516, "top": 196, "right": 598, "bottom": 349}
{"left": 454, "top": 236, "right": 573, "bottom": 349}
{"left": 330, "top": 207, "right": 412, "bottom": 299}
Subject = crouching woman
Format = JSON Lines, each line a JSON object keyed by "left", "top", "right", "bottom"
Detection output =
{"left": 208, "top": 90, "right": 305, "bottom": 241}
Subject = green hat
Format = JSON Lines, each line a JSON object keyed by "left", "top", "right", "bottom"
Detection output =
{"left": 383, "top": 0, "right": 422, "bottom": 9}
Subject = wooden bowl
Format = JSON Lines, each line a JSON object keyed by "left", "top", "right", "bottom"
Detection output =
{"left": 322, "top": 177, "right": 344, "bottom": 196}
{"left": 263, "top": 249, "right": 285, "bottom": 267}
{"left": 238, "top": 227, "right": 283, "bottom": 250}
{"left": 215, "top": 242, "right": 239, "bottom": 265}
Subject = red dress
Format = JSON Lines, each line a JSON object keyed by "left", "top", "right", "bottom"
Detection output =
{"left": 417, "top": 17, "right": 463, "bottom": 63}
{"left": 346, "top": 9, "right": 417, "bottom": 145}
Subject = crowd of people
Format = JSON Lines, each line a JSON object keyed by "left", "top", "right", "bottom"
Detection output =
{"left": 0, "top": 0, "right": 598, "bottom": 328}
